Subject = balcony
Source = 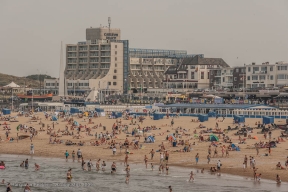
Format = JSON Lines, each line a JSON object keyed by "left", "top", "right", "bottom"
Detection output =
{"left": 253, "top": 71, "right": 267, "bottom": 74}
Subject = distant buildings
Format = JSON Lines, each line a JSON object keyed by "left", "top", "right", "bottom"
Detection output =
{"left": 44, "top": 23, "right": 287, "bottom": 97}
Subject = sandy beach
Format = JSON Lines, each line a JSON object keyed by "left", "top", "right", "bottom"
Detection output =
{"left": 0, "top": 112, "right": 287, "bottom": 183}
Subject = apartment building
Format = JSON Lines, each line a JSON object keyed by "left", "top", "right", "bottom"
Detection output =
{"left": 129, "top": 49, "right": 203, "bottom": 92}
{"left": 166, "top": 55, "right": 229, "bottom": 90}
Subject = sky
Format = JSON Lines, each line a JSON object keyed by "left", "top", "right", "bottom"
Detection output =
{"left": 0, "top": 0, "right": 287, "bottom": 78}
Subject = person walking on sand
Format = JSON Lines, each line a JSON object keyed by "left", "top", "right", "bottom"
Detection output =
{"left": 144, "top": 155, "right": 148, "bottom": 168}
{"left": 30, "top": 143, "right": 34, "bottom": 155}
{"left": 207, "top": 154, "right": 211, "bottom": 164}
{"left": 160, "top": 153, "right": 164, "bottom": 164}
{"left": 149, "top": 149, "right": 155, "bottom": 160}
{"left": 124, "top": 154, "right": 129, "bottom": 166}
{"left": 195, "top": 153, "right": 199, "bottom": 164}
{"left": 217, "top": 160, "right": 221, "bottom": 171}
{"left": 189, "top": 171, "right": 194, "bottom": 181}
{"left": 213, "top": 147, "right": 218, "bottom": 158}
{"left": 170, "top": 119, "right": 174, "bottom": 127}
{"left": 244, "top": 155, "right": 248, "bottom": 169}
{"left": 65, "top": 150, "right": 69, "bottom": 162}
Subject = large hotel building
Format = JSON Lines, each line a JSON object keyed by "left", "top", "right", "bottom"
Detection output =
{"left": 45, "top": 24, "right": 287, "bottom": 98}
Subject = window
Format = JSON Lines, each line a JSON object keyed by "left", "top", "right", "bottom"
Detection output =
{"left": 278, "top": 66, "right": 287, "bottom": 70}
{"left": 277, "top": 74, "right": 286, "bottom": 79}
{"left": 113, "top": 82, "right": 117, "bottom": 85}
{"left": 270, "top": 66, "right": 273, "bottom": 71}
{"left": 234, "top": 77, "right": 237, "bottom": 81}
{"left": 253, "top": 67, "right": 259, "bottom": 71}
{"left": 108, "top": 82, "right": 111, "bottom": 85}
{"left": 259, "top": 75, "right": 265, "bottom": 80}
{"left": 113, "top": 76, "right": 117, "bottom": 79}
{"left": 200, "top": 65, "right": 205, "bottom": 69}
{"left": 115, "top": 51, "right": 117, "bottom": 55}
{"left": 247, "top": 76, "right": 250, "bottom": 80}
{"left": 115, "top": 63, "right": 117, "bottom": 67}
{"left": 190, "top": 65, "right": 195, "bottom": 69}
{"left": 207, "top": 72, "right": 210, "bottom": 79}
{"left": 114, "top": 69, "right": 117, "bottom": 73}
{"left": 261, "top": 67, "right": 267, "bottom": 71}
{"left": 248, "top": 67, "right": 251, "bottom": 72}
{"left": 201, "top": 72, "right": 204, "bottom": 79}
{"left": 46, "top": 83, "right": 50, "bottom": 86}
{"left": 115, "top": 45, "right": 117, "bottom": 48}
{"left": 67, "top": 83, "right": 72, "bottom": 86}
{"left": 236, "top": 69, "right": 239, "bottom": 73}
{"left": 222, "top": 77, "right": 225, "bottom": 82}
{"left": 252, "top": 75, "right": 258, "bottom": 80}
{"left": 115, "top": 57, "right": 117, "bottom": 61}
{"left": 270, "top": 75, "right": 273, "bottom": 80}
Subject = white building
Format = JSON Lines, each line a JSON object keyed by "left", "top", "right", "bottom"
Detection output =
{"left": 245, "top": 61, "right": 288, "bottom": 88}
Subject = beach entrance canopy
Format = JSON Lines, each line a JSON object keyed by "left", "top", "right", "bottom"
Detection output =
{"left": 4, "top": 81, "right": 20, "bottom": 88}
{"left": 210, "top": 134, "right": 219, "bottom": 141}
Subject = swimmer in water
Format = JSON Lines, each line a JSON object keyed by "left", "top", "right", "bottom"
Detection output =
{"left": 158, "top": 164, "right": 162, "bottom": 174}
{"left": 111, "top": 162, "right": 117, "bottom": 173}
{"left": 102, "top": 161, "right": 106, "bottom": 171}
{"left": 6, "top": 182, "right": 12, "bottom": 192}
{"left": 151, "top": 163, "right": 154, "bottom": 171}
{"left": 67, "top": 168, "right": 72, "bottom": 180}
{"left": 125, "top": 165, "right": 130, "bottom": 184}
{"left": 20, "top": 161, "right": 24, "bottom": 167}
{"left": 24, "top": 159, "right": 29, "bottom": 169}
{"left": 201, "top": 168, "right": 204, "bottom": 173}
{"left": 276, "top": 174, "right": 281, "bottom": 184}
{"left": 96, "top": 159, "right": 100, "bottom": 171}
{"left": 189, "top": 171, "right": 194, "bottom": 181}
{"left": 166, "top": 164, "right": 169, "bottom": 175}
{"left": 24, "top": 183, "right": 31, "bottom": 192}
{"left": 35, "top": 163, "right": 40, "bottom": 171}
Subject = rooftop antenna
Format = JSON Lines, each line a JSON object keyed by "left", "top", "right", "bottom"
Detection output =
{"left": 108, "top": 17, "right": 111, "bottom": 31}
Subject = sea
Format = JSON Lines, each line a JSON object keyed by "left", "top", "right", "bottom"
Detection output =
{"left": 0, "top": 154, "right": 286, "bottom": 192}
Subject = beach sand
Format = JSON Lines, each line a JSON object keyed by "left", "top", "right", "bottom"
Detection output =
{"left": 0, "top": 112, "right": 287, "bottom": 182}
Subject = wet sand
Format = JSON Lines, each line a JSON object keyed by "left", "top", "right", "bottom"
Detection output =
{"left": 0, "top": 112, "right": 287, "bottom": 183}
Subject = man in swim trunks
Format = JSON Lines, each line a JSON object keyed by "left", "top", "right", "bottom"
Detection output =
{"left": 77, "top": 149, "right": 82, "bottom": 162}
{"left": 165, "top": 151, "right": 169, "bottom": 163}
{"left": 144, "top": 155, "right": 148, "bottom": 168}
{"left": 65, "top": 150, "right": 69, "bottom": 162}
{"left": 149, "top": 149, "right": 155, "bottom": 160}
{"left": 111, "top": 162, "right": 117, "bottom": 173}
{"left": 96, "top": 159, "right": 100, "bottom": 171}
{"left": 102, "top": 161, "right": 106, "bottom": 171}
{"left": 87, "top": 159, "right": 92, "bottom": 171}
{"left": 124, "top": 154, "right": 129, "bottom": 166}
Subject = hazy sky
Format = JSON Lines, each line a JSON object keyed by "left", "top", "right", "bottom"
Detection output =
{"left": 0, "top": 0, "right": 287, "bottom": 77}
